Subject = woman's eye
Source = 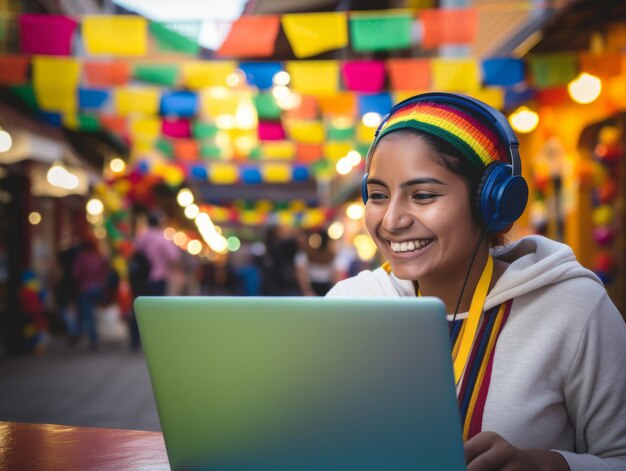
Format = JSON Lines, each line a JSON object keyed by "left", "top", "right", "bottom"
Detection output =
{"left": 368, "top": 191, "right": 387, "bottom": 201}
{"left": 413, "top": 192, "right": 437, "bottom": 201}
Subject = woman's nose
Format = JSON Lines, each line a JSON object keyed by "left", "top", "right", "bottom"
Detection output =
{"left": 382, "top": 198, "right": 413, "bottom": 231}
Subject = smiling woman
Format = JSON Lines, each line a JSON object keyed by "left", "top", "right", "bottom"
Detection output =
{"left": 326, "top": 92, "right": 626, "bottom": 471}
{"left": 364, "top": 131, "right": 479, "bottom": 295}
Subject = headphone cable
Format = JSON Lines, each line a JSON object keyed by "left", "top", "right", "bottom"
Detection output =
{"left": 451, "top": 222, "right": 495, "bottom": 323}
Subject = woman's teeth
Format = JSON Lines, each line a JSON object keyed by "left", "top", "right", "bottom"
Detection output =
{"left": 389, "top": 239, "right": 432, "bottom": 253}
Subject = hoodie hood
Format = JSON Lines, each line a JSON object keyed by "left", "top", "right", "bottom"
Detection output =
{"left": 486, "top": 235, "right": 603, "bottom": 310}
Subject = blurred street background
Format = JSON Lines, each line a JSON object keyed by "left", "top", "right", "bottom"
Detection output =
{"left": 1, "top": 0, "right": 626, "bottom": 432}
{"left": 0, "top": 335, "right": 161, "bottom": 431}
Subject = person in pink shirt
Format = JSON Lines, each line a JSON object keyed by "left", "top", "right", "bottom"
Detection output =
{"left": 129, "top": 212, "right": 180, "bottom": 350}
{"left": 72, "top": 234, "right": 108, "bottom": 351}
{"left": 133, "top": 212, "right": 180, "bottom": 296}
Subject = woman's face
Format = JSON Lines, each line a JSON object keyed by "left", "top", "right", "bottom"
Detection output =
{"left": 364, "top": 133, "right": 482, "bottom": 283}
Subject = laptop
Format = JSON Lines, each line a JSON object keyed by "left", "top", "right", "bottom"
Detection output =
{"left": 135, "top": 296, "right": 466, "bottom": 471}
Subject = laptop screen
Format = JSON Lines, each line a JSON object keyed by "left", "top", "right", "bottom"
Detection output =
{"left": 136, "top": 296, "right": 465, "bottom": 471}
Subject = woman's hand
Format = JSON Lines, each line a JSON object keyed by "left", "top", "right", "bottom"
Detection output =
{"left": 464, "top": 432, "right": 570, "bottom": 471}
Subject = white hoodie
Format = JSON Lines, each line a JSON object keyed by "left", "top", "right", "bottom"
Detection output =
{"left": 327, "top": 235, "right": 626, "bottom": 470}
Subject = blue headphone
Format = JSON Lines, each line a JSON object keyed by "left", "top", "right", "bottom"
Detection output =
{"left": 361, "top": 92, "right": 529, "bottom": 233}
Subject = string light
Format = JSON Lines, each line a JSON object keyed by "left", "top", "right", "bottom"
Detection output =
{"left": 176, "top": 188, "right": 194, "bottom": 207}
{"left": 186, "top": 239, "right": 203, "bottom": 255}
{"left": 184, "top": 203, "right": 200, "bottom": 219}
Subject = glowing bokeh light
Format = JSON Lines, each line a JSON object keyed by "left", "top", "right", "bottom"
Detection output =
{"left": 216, "top": 114, "right": 235, "bottom": 130}
{"left": 47, "top": 162, "right": 79, "bottom": 190}
{"left": 86, "top": 213, "right": 102, "bottom": 224}
{"left": 346, "top": 203, "right": 364, "bottom": 220}
{"left": 235, "top": 100, "right": 257, "bottom": 129}
{"left": 227, "top": 236, "right": 241, "bottom": 251}
{"left": 173, "top": 231, "right": 189, "bottom": 247}
{"left": 568, "top": 72, "right": 602, "bottom": 104}
{"left": 28, "top": 211, "right": 42, "bottom": 225}
{"left": 308, "top": 233, "right": 322, "bottom": 249}
{"left": 184, "top": 203, "right": 200, "bottom": 219}
{"left": 109, "top": 158, "right": 126, "bottom": 174}
{"left": 336, "top": 157, "right": 353, "bottom": 175}
{"left": 0, "top": 129, "right": 12, "bottom": 152}
{"left": 176, "top": 188, "right": 194, "bottom": 207}
{"left": 273, "top": 71, "right": 290, "bottom": 86}
{"left": 163, "top": 227, "right": 176, "bottom": 240}
{"left": 94, "top": 226, "right": 107, "bottom": 239}
{"left": 509, "top": 106, "right": 539, "bottom": 134}
{"left": 346, "top": 150, "right": 362, "bottom": 167}
{"left": 354, "top": 234, "right": 377, "bottom": 260}
{"left": 250, "top": 241, "right": 266, "bottom": 256}
{"left": 226, "top": 70, "right": 243, "bottom": 87}
{"left": 327, "top": 221, "right": 344, "bottom": 240}
{"left": 86, "top": 198, "right": 104, "bottom": 216}
{"left": 362, "top": 112, "right": 382, "bottom": 128}
{"left": 187, "top": 239, "right": 203, "bottom": 255}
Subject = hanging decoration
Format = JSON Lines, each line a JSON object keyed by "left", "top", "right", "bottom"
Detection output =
{"left": 19, "top": 14, "right": 78, "bottom": 56}
{"left": 348, "top": 10, "right": 414, "bottom": 52}
{"left": 216, "top": 15, "right": 281, "bottom": 58}
{"left": 590, "top": 125, "right": 622, "bottom": 286}
{"left": 6, "top": 7, "right": 626, "bottom": 258}
{"left": 82, "top": 15, "right": 148, "bottom": 56}
{"left": 281, "top": 12, "right": 348, "bottom": 59}
{"left": 419, "top": 8, "right": 477, "bottom": 49}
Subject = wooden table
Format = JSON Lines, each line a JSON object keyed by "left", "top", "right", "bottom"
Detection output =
{"left": 0, "top": 421, "right": 170, "bottom": 470}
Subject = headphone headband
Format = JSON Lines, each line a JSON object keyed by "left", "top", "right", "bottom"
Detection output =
{"left": 369, "top": 92, "right": 522, "bottom": 177}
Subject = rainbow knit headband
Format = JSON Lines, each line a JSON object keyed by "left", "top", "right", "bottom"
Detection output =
{"left": 370, "top": 101, "right": 509, "bottom": 170}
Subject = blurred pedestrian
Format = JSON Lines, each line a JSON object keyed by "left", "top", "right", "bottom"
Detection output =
{"left": 295, "top": 228, "right": 339, "bottom": 296}
{"left": 129, "top": 212, "right": 180, "bottom": 350}
{"left": 261, "top": 224, "right": 300, "bottom": 296}
{"left": 72, "top": 234, "right": 108, "bottom": 351}
{"left": 133, "top": 212, "right": 180, "bottom": 297}
{"left": 54, "top": 235, "right": 80, "bottom": 340}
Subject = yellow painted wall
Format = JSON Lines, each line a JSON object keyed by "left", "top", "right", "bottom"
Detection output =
{"left": 516, "top": 95, "right": 618, "bottom": 269}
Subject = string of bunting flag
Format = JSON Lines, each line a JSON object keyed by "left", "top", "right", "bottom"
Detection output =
{"left": 96, "top": 160, "right": 337, "bottom": 230}
{"left": 11, "top": 9, "right": 479, "bottom": 59}
{"left": 3, "top": 49, "right": 624, "bottom": 184}
{"left": 2, "top": 9, "right": 626, "bottom": 189}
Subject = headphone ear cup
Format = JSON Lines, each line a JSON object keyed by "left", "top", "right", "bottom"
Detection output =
{"left": 477, "top": 163, "right": 529, "bottom": 232}
{"left": 475, "top": 166, "right": 493, "bottom": 227}
{"left": 361, "top": 173, "right": 369, "bottom": 204}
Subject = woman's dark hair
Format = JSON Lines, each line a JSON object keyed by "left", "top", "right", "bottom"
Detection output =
{"left": 372, "top": 128, "right": 506, "bottom": 246}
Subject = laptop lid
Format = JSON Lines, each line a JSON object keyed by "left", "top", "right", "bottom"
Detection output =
{"left": 135, "top": 296, "right": 466, "bottom": 471}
